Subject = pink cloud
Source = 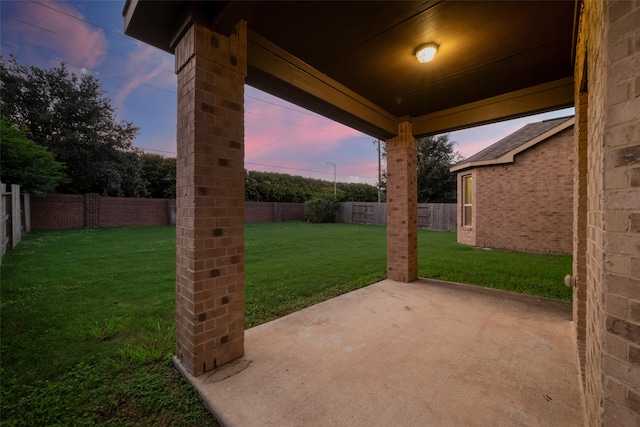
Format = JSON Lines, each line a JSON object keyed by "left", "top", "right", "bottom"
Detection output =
{"left": 112, "top": 44, "right": 175, "bottom": 108}
{"left": 9, "top": 1, "right": 107, "bottom": 69}
{"left": 244, "top": 87, "right": 379, "bottom": 184}
{"left": 245, "top": 100, "right": 363, "bottom": 162}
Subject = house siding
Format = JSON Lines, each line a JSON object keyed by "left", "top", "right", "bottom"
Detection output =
{"left": 456, "top": 127, "right": 574, "bottom": 255}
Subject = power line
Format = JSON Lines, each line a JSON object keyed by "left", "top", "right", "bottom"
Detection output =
{"left": 245, "top": 110, "right": 350, "bottom": 135}
{"left": 1, "top": 13, "right": 57, "bottom": 35}
{"left": 29, "top": 0, "right": 152, "bottom": 49}
{"left": 1, "top": 12, "right": 175, "bottom": 74}
{"left": 0, "top": 43, "right": 177, "bottom": 95}
{"left": 245, "top": 94, "right": 324, "bottom": 119}
{"left": 246, "top": 161, "right": 376, "bottom": 180}
{"left": 136, "top": 147, "right": 176, "bottom": 155}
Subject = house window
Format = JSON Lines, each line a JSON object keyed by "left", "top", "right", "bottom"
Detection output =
{"left": 463, "top": 175, "right": 472, "bottom": 227}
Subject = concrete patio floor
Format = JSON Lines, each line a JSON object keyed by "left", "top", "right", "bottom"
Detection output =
{"left": 176, "top": 278, "right": 585, "bottom": 426}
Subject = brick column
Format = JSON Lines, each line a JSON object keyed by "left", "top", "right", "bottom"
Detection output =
{"left": 386, "top": 121, "right": 418, "bottom": 282}
{"left": 84, "top": 193, "right": 100, "bottom": 228}
{"left": 174, "top": 21, "right": 247, "bottom": 376}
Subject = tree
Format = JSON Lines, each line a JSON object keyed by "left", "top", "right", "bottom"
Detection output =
{"left": 244, "top": 170, "right": 378, "bottom": 203}
{"left": 140, "top": 153, "right": 176, "bottom": 198}
{"left": 337, "top": 182, "right": 377, "bottom": 202}
{"left": 0, "top": 56, "right": 145, "bottom": 196}
{"left": 416, "top": 134, "right": 462, "bottom": 203}
{"left": 381, "top": 134, "right": 462, "bottom": 203}
{"left": 304, "top": 194, "right": 339, "bottom": 223}
{"left": 0, "top": 118, "right": 67, "bottom": 195}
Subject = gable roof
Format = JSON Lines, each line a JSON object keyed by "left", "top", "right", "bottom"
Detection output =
{"left": 450, "top": 116, "right": 575, "bottom": 173}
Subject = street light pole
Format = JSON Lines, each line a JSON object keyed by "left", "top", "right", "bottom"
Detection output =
{"left": 323, "top": 161, "right": 336, "bottom": 197}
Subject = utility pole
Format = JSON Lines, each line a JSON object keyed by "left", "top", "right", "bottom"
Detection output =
{"left": 323, "top": 161, "right": 336, "bottom": 197}
{"left": 376, "top": 140, "right": 382, "bottom": 203}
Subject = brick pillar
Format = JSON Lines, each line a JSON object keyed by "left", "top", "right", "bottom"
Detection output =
{"left": 84, "top": 193, "right": 100, "bottom": 228}
{"left": 174, "top": 21, "right": 247, "bottom": 376}
{"left": 386, "top": 121, "right": 418, "bottom": 282}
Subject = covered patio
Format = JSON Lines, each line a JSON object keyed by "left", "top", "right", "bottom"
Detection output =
{"left": 123, "top": 1, "right": 640, "bottom": 425}
{"left": 177, "top": 278, "right": 584, "bottom": 426}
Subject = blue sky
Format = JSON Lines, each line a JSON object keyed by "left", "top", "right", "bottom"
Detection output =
{"left": 1, "top": 1, "right": 574, "bottom": 185}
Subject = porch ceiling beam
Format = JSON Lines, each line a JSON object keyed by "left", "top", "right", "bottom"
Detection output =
{"left": 246, "top": 30, "right": 398, "bottom": 139}
{"left": 412, "top": 77, "right": 575, "bottom": 137}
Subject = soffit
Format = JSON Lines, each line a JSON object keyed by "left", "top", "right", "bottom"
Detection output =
{"left": 246, "top": 1, "right": 575, "bottom": 118}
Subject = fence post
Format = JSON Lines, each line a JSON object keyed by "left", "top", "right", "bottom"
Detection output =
{"left": 11, "top": 184, "right": 21, "bottom": 249}
{"left": 1, "top": 183, "right": 8, "bottom": 262}
{"left": 273, "top": 202, "right": 282, "bottom": 222}
{"left": 23, "top": 193, "right": 31, "bottom": 233}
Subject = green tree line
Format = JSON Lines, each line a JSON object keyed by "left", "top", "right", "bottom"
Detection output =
{"left": 245, "top": 170, "right": 377, "bottom": 202}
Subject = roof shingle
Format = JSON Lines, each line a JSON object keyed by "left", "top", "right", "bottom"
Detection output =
{"left": 458, "top": 116, "right": 574, "bottom": 164}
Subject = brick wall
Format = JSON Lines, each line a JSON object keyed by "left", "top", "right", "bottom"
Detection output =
{"left": 598, "top": 0, "right": 640, "bottom": 425}
{"left": 31, "top": 196, "right": 304, "bottom": 230}
{"left": 574, "top": 92, "right": 589, "bottom": 382}
{"left": 31, "top": 194, "right": 173, "bottom": 230}
{"left": 99, "top": 197, "right": 171, "bottom": 227}
{"left": 578, "top": 1, "right": 640, "bottom": 425}
{"left": 30, "top": 194, "right": 86, "bottom": 229}
{"left": 457, "top": 128, "right": 574, "bottom": 254}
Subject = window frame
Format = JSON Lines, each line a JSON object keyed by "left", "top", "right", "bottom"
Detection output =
{"left": 462, "top": 174, "right": 472, "bottom": 227}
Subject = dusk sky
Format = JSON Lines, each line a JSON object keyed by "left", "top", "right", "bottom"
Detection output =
{"left": 1, "top": 1, "right": 574, "bottom": 186}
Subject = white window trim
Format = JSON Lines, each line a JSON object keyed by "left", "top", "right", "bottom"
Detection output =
{"left": 462, "top": 175, "right": 472, "bottom": 228}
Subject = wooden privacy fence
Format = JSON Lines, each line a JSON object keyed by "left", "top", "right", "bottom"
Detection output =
{"left": 338, "top": 202, "right": 457, "bottom": 232}
{"left": 1, "top": 182, "right": 31, "bottom": 264}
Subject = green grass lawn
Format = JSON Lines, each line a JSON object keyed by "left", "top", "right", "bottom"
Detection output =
{"left": 1, "top": 223, "right": 572, "bottom": 426}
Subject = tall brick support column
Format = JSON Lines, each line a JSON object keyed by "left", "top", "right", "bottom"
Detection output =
{"left": 386, "top": 121, "right": 418, "bottom": 282}
{"left": 174, "top": 22, "right": 247, "bottom": 376}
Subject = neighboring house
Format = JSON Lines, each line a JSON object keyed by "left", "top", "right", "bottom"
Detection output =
{"left": 451, "top": 116, "right": 574, "bottom": 254}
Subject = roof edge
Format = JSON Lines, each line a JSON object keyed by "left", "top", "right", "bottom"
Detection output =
{"left": 450, "top": 116, "right": 575, "bottom": 173}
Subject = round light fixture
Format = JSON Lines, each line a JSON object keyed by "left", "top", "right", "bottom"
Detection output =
{"left": 415, "top": 42, "right": 439, "bottom": 63}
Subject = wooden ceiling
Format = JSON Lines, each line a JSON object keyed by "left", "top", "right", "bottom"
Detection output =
{"left": 124, "top": 0, "right": 577, "bottom": 138}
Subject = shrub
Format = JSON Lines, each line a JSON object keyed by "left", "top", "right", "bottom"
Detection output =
{"left": 304, "top": 195, "right": 338, "bottom": 223}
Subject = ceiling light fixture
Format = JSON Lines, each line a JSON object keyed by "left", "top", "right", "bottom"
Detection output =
{"left": 415, "top": 42, "right": 439, "bottom": 63}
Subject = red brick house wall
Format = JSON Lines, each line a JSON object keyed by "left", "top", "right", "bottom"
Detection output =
{"left": 456, "top": 127, "right": 574, "bottom": 254}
